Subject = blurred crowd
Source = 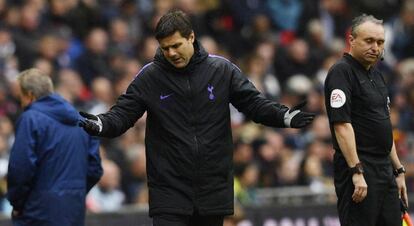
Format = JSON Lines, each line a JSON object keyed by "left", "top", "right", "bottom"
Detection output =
{"left": 1, "top": 0, "right": 414, "bottom": 221}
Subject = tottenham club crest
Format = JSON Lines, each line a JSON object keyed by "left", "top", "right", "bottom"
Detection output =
{"left": 207, "top": 84, "right": 215, "bottom": 100}
{"left": 330, "top": 89, "right": 346, "bottom": 108}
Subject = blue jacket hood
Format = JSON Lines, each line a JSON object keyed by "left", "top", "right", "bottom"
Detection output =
{"left": 28, "top": 93, "right": 80, "bottom": 125}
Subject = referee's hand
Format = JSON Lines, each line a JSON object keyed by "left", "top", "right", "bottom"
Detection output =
{"left": 352, "top": 174, "right": 368, "bottom": 203}
{"left": 396, "top": 173, "right": 408, "bottom": 208}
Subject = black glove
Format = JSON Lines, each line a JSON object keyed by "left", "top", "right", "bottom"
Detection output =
{"left": 284, "top": 101, "right": 315, "bottom": 128}
{"left": 79, "top": 111, "right": 103, "bottom": 136}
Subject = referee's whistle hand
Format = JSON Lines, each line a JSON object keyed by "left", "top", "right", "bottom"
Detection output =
{"left": 396, "top": 174, "right": 408, "bottom": 208}
{"left": 352, "top": 173, "right": 368, "bottom": 203}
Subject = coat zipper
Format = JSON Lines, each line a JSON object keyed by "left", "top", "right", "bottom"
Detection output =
{"left": 187, "top": 76, "right": 200, "bottom": 208}
{"left": 186, "top": 77, "right": 199, "bottom": 156}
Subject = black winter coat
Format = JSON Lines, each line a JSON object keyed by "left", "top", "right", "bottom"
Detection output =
{"left": 98, "top": 41, "right": 289, "bottom": 216}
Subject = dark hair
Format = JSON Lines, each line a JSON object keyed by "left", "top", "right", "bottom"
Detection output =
{"left": 155, "top": 10, "right": 193, "bottom": 40}
{"left": 351, "top": 14, "right": 383, "bottom": 37}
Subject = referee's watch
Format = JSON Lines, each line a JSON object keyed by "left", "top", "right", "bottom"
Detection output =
{"left": 394, "top": 165, "right": 406, "bottom": 177}
{"left": 349, "top": 162, "right": 364, "bottom": 175}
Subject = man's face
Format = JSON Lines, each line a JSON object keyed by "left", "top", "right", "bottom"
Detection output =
{"left": 159, "top": 31, "right": 195, "bottom": 68}
{"left": 19, "top": 91, "right": 34, "bottom": 108}
{"left": 18, "top": 85, "right": 34, "bottom": 108}
{"left": 349, "top": 21, "right": 385, "bottom": 68}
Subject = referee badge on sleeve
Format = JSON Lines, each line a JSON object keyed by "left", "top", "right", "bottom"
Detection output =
{"left": 330, "top": 89, "right": 346, "bottom": 108}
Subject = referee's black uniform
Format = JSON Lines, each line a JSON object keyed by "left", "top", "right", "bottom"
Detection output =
{"left": 324, "top": 53, "right": 401, "bottom": 226}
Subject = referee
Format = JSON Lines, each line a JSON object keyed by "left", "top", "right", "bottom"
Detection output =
{"left": 324, "top": 14, "right": 408, "bottom": 226}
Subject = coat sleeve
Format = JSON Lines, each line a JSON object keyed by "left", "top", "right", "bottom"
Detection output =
{"left": 7, "top": 114, "right": 38, "bottom": 211}
{"left": 86, "top": 137, "right": 102, "bottom": 192}
{"left": 98, "top": 76, "right": 147, "bottom": 138}
{"left": 229, "top": 65, "right": 289, "bottom": 127}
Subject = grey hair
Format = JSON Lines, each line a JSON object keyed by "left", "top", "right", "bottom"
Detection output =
{"left": 18, "top": 68, "right": 53, "bottom": 99}
{"left": 351, "top": 14, "right": 383, "bottom": 37}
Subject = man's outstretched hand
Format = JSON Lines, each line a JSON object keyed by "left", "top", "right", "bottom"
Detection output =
{"left": 79, "top": 112, "right": 103, "bottom": 136}
{"left": 284, "top": 101, "right": 315, "bottom": 128}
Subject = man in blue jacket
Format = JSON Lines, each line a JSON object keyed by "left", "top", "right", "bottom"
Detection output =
{"left": 7, "top": 68, "right": 103, "bottom": 226}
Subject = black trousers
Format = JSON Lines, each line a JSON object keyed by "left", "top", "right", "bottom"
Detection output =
{"left": 334, "top": 152, "right": 401, "bottom": 226}
{"left": 153, "top": 213, "right": 224, "bottom": 226}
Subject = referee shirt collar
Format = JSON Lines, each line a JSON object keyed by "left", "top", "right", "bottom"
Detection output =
{"left": 343, "top": 53, "right": 371, "bottom": 72}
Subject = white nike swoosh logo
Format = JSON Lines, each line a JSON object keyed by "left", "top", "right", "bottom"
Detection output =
{"left": 160, "top": 94, "right": 173, "bottom": 100}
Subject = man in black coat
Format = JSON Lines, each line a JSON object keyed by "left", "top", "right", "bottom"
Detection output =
{"left": 80, "top": 10, "right": 314, "bottom": 226}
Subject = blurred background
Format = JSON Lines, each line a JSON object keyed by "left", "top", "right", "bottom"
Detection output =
{"left": 0, "top": 0, "right": 414, "bottom": 225}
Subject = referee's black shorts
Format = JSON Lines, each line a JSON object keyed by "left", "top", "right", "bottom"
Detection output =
{"left": 334, "top": 152, "right": 401, "bottom": 226}
{"left": 152, "top": 213, "right": 224, "bottom": 226}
